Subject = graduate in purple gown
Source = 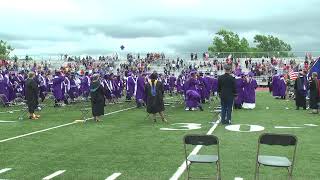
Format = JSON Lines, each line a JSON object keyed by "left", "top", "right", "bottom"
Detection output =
{"left": 126, "top": 72, "right": 136, "bottom": 100}
{"left": 272, "top": 74, "right": 280, "bottom": 97}
{"left": 80, "top": 72, "right": 90, "bottom": 98}
{"left": 38, "top": 71, "right": 47, "bottom": 102}
{"left": 198, "top": 72, "right": 207, "bottom": 103}
{"left": 103, "top": 74, "right": 114, "bottom": 102}
{"left": 169, "top": 74, "right": 176, "bottom": 96}
{"left": 52, "top": 71, "right": 65, "bottom": 106}
{"left": 7, "top": 73, "right": 16, "bottom": 102}
{"left": 242, "top": 72, "right": 258, "bottom": 109}
{"left": 212, "top": 74, "right": 218, "bottom": 96}
{"left": 234, "top": 72, "right": 245, "bottom": 109}
{"left": 17, "top": 72, "right": 25, "bottom": 96}
{"left": 203, "top": 72, "right": 212, "bottom": 101}
{"left": 63, "top": 74, "right": 71, "bottom": 104}
{"left": 278, "top": 74, "right": 287, "bottom": 99}
{"left": 114, "top": 75, "right": 123, "bottom": 98}
{"left": 184, "top": 71, "right": 203, "bottom": 111}
{"left": 68, "top": 73, "right": 79, "bottom": 101}
{"left": 135, "top": 73, "right": 147, "bottom": 107}
{"left": 0, "top": 74, "right": 9, "bottom": 105}
{"left": 163, "top": 75, "right": 169, "bottom": 92}
{"left": 176, "top": 75, "right": 184, "bottom": 94}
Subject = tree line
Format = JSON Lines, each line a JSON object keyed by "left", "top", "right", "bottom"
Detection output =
{"left": 208, "top": 29, "right": 293, "bottom": 58}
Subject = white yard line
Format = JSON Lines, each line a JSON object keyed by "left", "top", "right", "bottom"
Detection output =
{"left": 0, "top": 120, "right": 16, "bottom": 123}
{"left": 169, "top": 115, "right": 221, "bottom": 180}
{"left": 235, "top": 177, "right": 243, "bottom": 180}
{"left": 274, "top": 126, "right": 303, "bottom": 129}
{"left": 42, "top": 170, "right": 66, "bottom": 180}
{"left": 0, "top": 110, "right": 21, "bottom": 114}
{"left": 105, "top": 173, "right": 122, "bottom": 180}
{"left": 0, "top": 107, "right": 135, "bottom": 143}
{"left": 0, "top": 168, "right": 12, "bottom": 174}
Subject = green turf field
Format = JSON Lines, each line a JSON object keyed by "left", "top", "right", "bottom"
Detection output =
{"left": 0, "top": 92, "right": 319, "bottom": 180}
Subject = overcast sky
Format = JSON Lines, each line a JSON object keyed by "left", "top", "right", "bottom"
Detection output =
{"left": 0, "top": 0, "right": 319, "bottom": 56}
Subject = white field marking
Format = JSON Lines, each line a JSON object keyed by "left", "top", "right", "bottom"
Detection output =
{"left": 235, "top": 177, "right": 243, "bottom": 180}
{"left": 304, "top": 124, "right": 318, "bottom": 127}
{"left": 0, "top": 110, "right": 21, "bottom": 114}
{"left": 105, "top": 172, "right": 122, "bottom": 180}
{"left": 75, "top": 107, "right": 136, "bottom": 122}
{"left": 0, "top": 168, "right": 12, "bottom": 174}
{"left": 0, "top": 120, "right": 16, "bottom": 123}
{"left": 0, "top": 107, "right": 135, "bottom": 143}
{"left": 42, "top": 170, "right": 66, "bottom": 180}
{"left": 169, "top": 115, "right": 221, "bottom": 180}
{"left": 274, "top": 126, "right": 303, "bottom": 129}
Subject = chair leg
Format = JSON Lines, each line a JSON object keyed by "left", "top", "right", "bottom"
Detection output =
{"left": 287, "top": 167, "right": 292, "bottom": 180}
{"left": 186, "top": 163, "right": 191, "bottom": 180}
{"left": 217, "top": 161, "right": 221, "bottom": 180}
{"left": 254, "top": 163, "right": 260, "bottom": 180}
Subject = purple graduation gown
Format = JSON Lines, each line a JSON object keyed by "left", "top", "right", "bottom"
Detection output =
{"left": 126, "top": 76, "right": 135, "bottom": 98}
{"left": 52, "top": 75, "right": 65, "bottom": 101}
{"left": 0, "top": 75, "right": 9, "bottom": 103}
{"left": 272, "top": 75, "right": 279, "bottom": 96}
{"left": 243, "top": 79, "right": 258, "bottom": 103}
{"left": 278, "top": 77, "right": 286, "bottom": 97}
{"left": 135, "top": 76, "right": 146, "bottom": 103}
{"left": 80, "top": 76, "right": 90, "bottom": 97}
{"left": 234, "top": 77, "right": 245, "bottom": 105}
{"left": 185, "top": 78, "right": 201, "bottom": 108}
{"left": 169, "top": 76, "right": 176, "bottom": 91}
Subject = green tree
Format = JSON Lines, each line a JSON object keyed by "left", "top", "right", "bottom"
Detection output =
{"left": 208, "top": 29, "right": 250, "bottom": 58}
{"left": 0, "top": 40, "right": 14, "bottom": 59}
{"left": 208, "top": 29, "right": 293, "bottom": 58}
{"left": 253, "top": 35, "right": 292, "bottom": 57}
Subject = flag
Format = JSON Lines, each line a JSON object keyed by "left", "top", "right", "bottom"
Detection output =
{"left": 289, "top": 69, "right": 298, "bottom": 81}
{"left": 308, "top": 57, "right": 320, "bottom": 79}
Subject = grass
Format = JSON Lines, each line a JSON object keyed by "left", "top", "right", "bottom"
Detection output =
{"left": 0, "top": 92, "right": 319, "bottom": 180}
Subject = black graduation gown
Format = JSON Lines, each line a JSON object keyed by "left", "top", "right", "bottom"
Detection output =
{"left": 25, "top": 78, "right": 39, "bottom": 113}
{"left": 309, "top": 79, "right": 319, "bottom": 109}
{"left": 145, "top": 80, "right": 165, "bottom": 114}
{"left": 90, "top": 81, "right": 105, "bottom": 116}
{"left": 294, "top": 77, "right": 307, "bottom": 108}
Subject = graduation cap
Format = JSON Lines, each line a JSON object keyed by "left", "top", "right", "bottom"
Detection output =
{"left": 120, "top": 45, "right": 125, "bottom": 50}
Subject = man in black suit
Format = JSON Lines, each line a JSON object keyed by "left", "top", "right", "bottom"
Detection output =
{"left": 218, "top": 64, "right": 237, "bottom": 124}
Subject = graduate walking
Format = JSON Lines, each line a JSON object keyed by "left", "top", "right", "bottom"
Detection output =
{"left": 145, "top": 72, "right": 167, "bottom": 123}
{"left": 90, "top": 74, "right": 105, "bottom": 122}
{"left": 25, "top": 72, "right": 40, "bottom": 120}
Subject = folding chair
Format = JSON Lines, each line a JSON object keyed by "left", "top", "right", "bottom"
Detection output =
{"left": 184, "top": 134, "right": 221, "bottom": 180}
{"left": 254, "top": 133, "right": 298, "bottom": 180}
